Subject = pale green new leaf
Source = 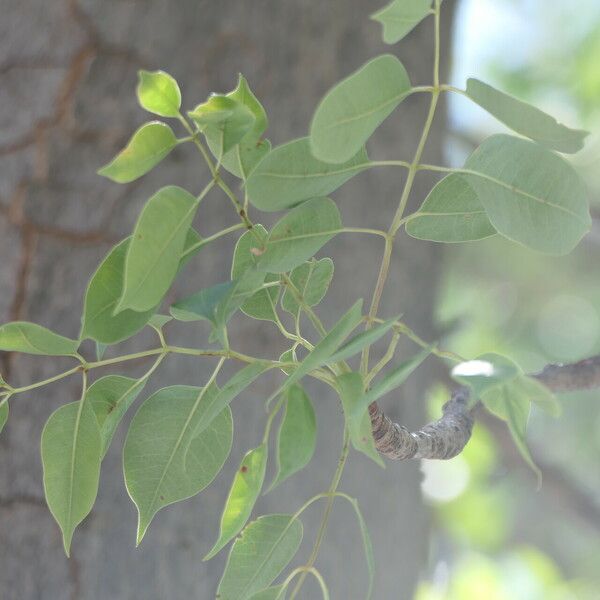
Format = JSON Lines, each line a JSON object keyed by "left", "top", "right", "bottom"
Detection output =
{"left": 98, "top": 122, "right": 177, "bottom": 183}
{"left": 41, "top": 397, "right": 102, "bottom": 555}
{"left": 117, "top": 185, "right": 199, "bottom": 312}
{"left": 466, "top": 78, "right": 588, "bottom": 154}
{"left": 257, "top": 198, "right": 342, "bottom": 273}
{"left": 204, "top": 443, "right": 268, "bottom": 560}
{"left": 519, "top": 376, "right": 561, "bottom": 417}
{"left": 137, "top": 70, "right": 181, "bottom": 117}
{"left": 0, "top": 322, "right": 79, "bottom": 356}
{"left": 281, "top": 258, "right": 334, "bottom": 318}
{"left": 217, "top": 514, "right": 303, "bottom": 600}
{"left": 451, "top": 352, "right": 521, "bottom": 398}
{"left": 123, "top": 385, "right": 233, "bottom": 544}
{"left": 268, "top": 384, "right": 317, "bottom": 491}
{"left": 246, "top": 138, "right": 370, "bottom": 212}
{"left": 0, "top": 399, "right": 8, "bottom": 435}
{"left": 336, "top": 372, "right": 384, "bottom": 467}
{"left": 310, "top": 54, "right": 411, "bottom": 163}
{"left": 371, "top": 0, "right": 432, "bottom": 44}
{"left": 86, "top": 375, "right": 146, "bottom": 457}
{"left": 405, "top": 174, "right": 496, "bottom": 242}
{"left": 462, "top": 134, "right": 591, "bottom": 255}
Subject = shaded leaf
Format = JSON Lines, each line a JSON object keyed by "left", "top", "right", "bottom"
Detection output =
{"left": 281, "top": 258, "right": 334, "bottom": 318}
{"left": 137, "top": 70, "right": 181, "bottom": 117}
{"left": 247, "top": 586, "right": 286, "bottom": 600}
{"left": 0, "top": 322, "right": 79, "bottom": 356}
{"left": 0, "top": 399, "right": 8, "bottom": 435}
{"left": 148, "top": 314, "right": 173, "bottom": 330}
{"left": 371, "top": 0, "right": 432, "bottom": 44}
{"left": 519, "top": 376, "right": 561, "bottom": 417}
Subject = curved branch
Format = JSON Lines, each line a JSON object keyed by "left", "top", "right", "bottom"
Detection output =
{"left": 371, "top": 355, "right": 600, "bottom": 461}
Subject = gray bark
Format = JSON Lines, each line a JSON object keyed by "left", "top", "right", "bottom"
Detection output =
{"left": 0, "top": 1, "right": 455, "bottom": 598}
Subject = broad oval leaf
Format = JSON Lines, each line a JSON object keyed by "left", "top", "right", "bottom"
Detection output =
{"left": 281, "top": 258, "right": 334, "bottom": 318}
{"left": 268, "top": 384, "right": 317, "bottom": 492}
{"left": 217, "top": 514, "right": 303, "bottom": 600}
{"left": 310, "top": 54, "right": 411, "bottom": 163}
{"left": 123, "top": 385, "right": 233, "bottom": 544}
{"left": 0, "top": 322, "right": 79, "bottom": 356}
{"left": 41, "top": 398, "right": 102, "bottom": 555}
{"left": 137, "top": 70, "right": 181, "bottom": 118}
{"left": 405, "top": 174, "right": 496, "bottom": 242}
{"left": 98, "top": 121, "right": 177, "bottom": 183}
{"left": 204, "top": 443, "right": 268, "bottom": 560}
{"left": 0, "top": 399, "right": 8, "bottom": 435}
{"left": 451, "top": 353, "right": 521, "bottom": 398}
{"left": 466, "top": 78, "right": 588, "bottom": 154}
{"left": 371, "top": 0, "right": 432, "bottom": 44}
{"left": 117, "top": 186, "right": 199, "bottom": 313}
{"left": 462, "top": 134, "right": 591, "bottom": 255}
{"left": 246, "top": 138, "right": 369, "bottom": 212}
{"left": 257, "top": 198, "right": 342, "bottom": 273}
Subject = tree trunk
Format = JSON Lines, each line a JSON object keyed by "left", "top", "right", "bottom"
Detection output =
{"left": 0, "top": 1, "right": 455, "bottom": 598}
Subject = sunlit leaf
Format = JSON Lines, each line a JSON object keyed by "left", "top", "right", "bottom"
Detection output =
{"left": 204, "top": 443, "right": 268, "bottom": 560}
{"left": 462, "top": 134, "right": 591, "bottom": 255}
{"left": 217, "top": 514, "right": 303, "bottom": 600}
{"left": 310, "top": 54, "right": 411, "bottom": 163}
{"left": 466, "top": 78, "right": 588, "bottom": 154}
{"left": 451, "top": 353, "right": 521, "bottom": 398}
{"left": 268, "top": 384, "right": 317, "bottom": 491}
{"left": 98, "top": 122, "right": 177, "bottom": 183}
{"left": 257, "top": 198, "right": 342, "bottom": 273}
{"left": 0, "top": 322, "right": 79, "bottom": 356}
{"left": 405, "top": 174, "right": 496, "bottom": 242}
{"left": 246, "top": 138, "right": 370, "bottom": 212}
{"left": 116, "top": 186, "right": 199, "bottom": 313}
{"left": 123, "top": 385, "right": 233, "bottom": 544}
{"left": 371, "top": 0, "right": 432, "bottom": 44}
{"left": 281, "top": 258, "right": 334, "bottom": 318}
{"left": 137, "top": 70, "right": 181, "bottom": 118}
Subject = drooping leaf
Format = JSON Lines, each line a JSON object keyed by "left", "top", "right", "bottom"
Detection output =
{"left": 336, "top": 372, "right": 384, "bottom": 467}
{"left": 465, "top": 78, "right": 588, "bottom": 154}
{"left": 86, "top": 375, "right": 146, "bottom": 457}
{"left": 136, "top": 70, "right": 181, "bottom": 118}
{"left": 519, "top": 376, "right": 561, "bottom": 417}
{"left": 232, "top": 225, "right": 280, "bottom": 322}
{"left": 451, "top": 353, "right": 521, "bottom": 398}
{"left": 123, "top": 385, "right": 233, "bottom": 544}
{"left": 98, "top": 122, "right": 177, "bottom": 183}
{"left": 116, "top": 185, "right": 199, "bottom": 313}
{"left": 189, "top": 95, "right": 255, "bottom": 157}
{"left": 257, "top": 198, "right": 342, "bottom": 273}
{"left": 268, "top": 384, "right": 317, "bottom": 491}
{"left": 281, "top": 258, "right": 334, "bottom": 318}
{"left": 0, "top": 322, "right": 79, "bottom": 356}
{"left": 41, "top": 397, "right": 102, "bottom": 555}
{"left": 0, "top": 399, "right": 8, "bottom": 435}
{"left": 371, "top": 0, "right": 432, "bottom": 44}
{"left": 217, "top": 514, "right": 303, "bottom": 600}
{"left": 405, "top": 174, "right": 496, "bottom": 242}
{"left": 461, "top": 134, "right": 591, "bottom": 255}
{"left": 246, "top": 138, "right": 370, "bottom": 212}
{"left": 310, "top": 54, "right": 411, "bottom": 163}
{"left": 204, "top": 443, "right": 268, "bottom": 560}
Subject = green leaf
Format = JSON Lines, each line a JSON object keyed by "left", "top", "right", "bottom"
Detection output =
{"left": 232, "top": 225, "right": 280, "bottom": 323}
{"left": 451, "top": 353, "right": 521, "bottom": 398}
{"left": 326, "top": 317, "right": 397, "bottom": 364}
{"left": 148, "top": 314, "right": 173, "bottom": 330}
{"left": 217, "top": 514, "right": 303, "bottom": 600}
{"left": 461, "top": 134, "right": 591, "bottom": 255}
{"left": 116, "top": 186, "right": 199, "bottom": 313}
{"left": 189, "top": 95, "right": 255, "bottom": 157}
{"left": 98, "top": 122, "right": 177, "bottom": 183}
{"left": 281, "top": 258, "right": 334, "bottom": 319}
{"left": 136, "top": 70, "right": 181, "bottom": 118}
{"left": 86, "top": 375, "right": 146, "bottom": 458}
{"left": 41, "top": 397, "right": 102, "bottom": 555}
{"left": 0, "top": 399, "right": 8, "bottom": 435}
{"left": 257, "top": 198, "right": 342, "bottom": 273}
{"left": 371, "top": 0, "right": 432, "bottom": 44}
{"left": 357, "top": 347, "right": 431, "bottom": 416}
{"left": 519, "top": 376, "right": 561, "bottom": 417}
{"left": 246, "top": 138, "right": 370, "bottom": 212}
{"left": 405, "top": 174, "right": 496, "bottom": 242}
{"left": 336, "top": 372, "right": 384, "bottom": 467}
{"left": 123, "top": 385, "right": 233, "bottom": 544}
{"left": 204, "top": 443, "right": 268, "bottom": 560}
{"left": 95, "top": 342, "right": 107, "bottom": 361}
{"left": 465, "top": 78, "right": 588, "bottom": 154}
{"left": 268, "top": 384, "right": 317, "bottom": 492}
{"left": 248, "top": 587, "right": 286, "bottom": 600}
{"left": 0, "top": 322, "right": 79, "bottom": 356}
{"left": 310, "top": 54, "right": 411, "bottom": 163}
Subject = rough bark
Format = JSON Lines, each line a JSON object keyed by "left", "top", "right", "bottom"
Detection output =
{"left": 0, "top": 1, "right": 455, "bottom": 598}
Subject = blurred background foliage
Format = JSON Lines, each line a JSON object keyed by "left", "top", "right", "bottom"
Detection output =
{"left": 416, "top": 1, "right": 600, "bottom": 597}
